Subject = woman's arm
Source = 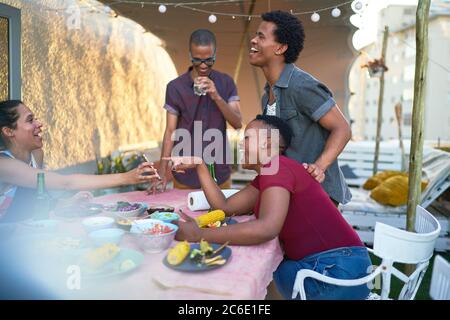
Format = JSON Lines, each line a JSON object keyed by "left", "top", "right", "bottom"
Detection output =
{"left": 175, "top": 186, "right": 290, "bottom": 245}
{"left": 167, "top": 156, "right": 259, "bottom": 216}
{"left": 0, "top": 158, "right": 158, "bottom": 190}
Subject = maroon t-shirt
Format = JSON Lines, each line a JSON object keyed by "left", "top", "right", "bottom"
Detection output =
{"left": 164, "top": 67, "right": 240, "bottom": 188}
{"left": 251, "top": 156, "right": 363, "bottom": 260}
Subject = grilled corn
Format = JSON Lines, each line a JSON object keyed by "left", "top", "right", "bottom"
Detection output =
{"left": 167, "top": 240, "right": 190, "bottom": 265}
{"left": 195, "top": 209, "right": 225, "bottom": 228}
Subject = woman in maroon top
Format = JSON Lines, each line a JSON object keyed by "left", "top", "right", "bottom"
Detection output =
{"left": 169, "top": 115, "right": 371, "bottom": 300}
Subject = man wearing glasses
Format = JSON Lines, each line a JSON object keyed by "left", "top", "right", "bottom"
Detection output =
{"left": 151, "top": 29, "right": 242, "bottom": 193}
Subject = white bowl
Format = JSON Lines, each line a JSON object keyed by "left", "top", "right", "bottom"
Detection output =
{"left": 130, "top": 219, "right": 178, "bottom": 253}
{"left": 103, "top": 202, "right": 145, "bottom": 218}
{"left": 89, "top": 228, "right": 125, "bottom": 246}
{"left": 82, "top": 216, "right": 114, "bottom": 232}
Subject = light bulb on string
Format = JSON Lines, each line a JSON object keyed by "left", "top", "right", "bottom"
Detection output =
{"left": 232, "top": 15, "right": 236, "bottom": 20}
{"left": 331, "top": 7, "right": 341, "bottom": 18}
{"left": 351, "top": 1, "right": 364, "bottom": 13}
{"left": 311, "top": 12, "right": 320, "bottom": 22}
{"left": 141, "top": 2, "right": 144, "bottom": 9}
{"left": 158, "top": 4, "right": 167, "bottom": 13}
{"left": 209, "top": 14, "right": 217, "bottom": 23}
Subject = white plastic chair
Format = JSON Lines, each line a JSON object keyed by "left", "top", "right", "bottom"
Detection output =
{"left": 292, "top": 205, "right": 441, "bottom": 300}
{"left": 429, "top": 255, "right": 450, "bottom": 300}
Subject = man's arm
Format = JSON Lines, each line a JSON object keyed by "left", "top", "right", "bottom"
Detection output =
{"left": 306, "top": 105, "right": 351, "bottom": 182}
{"left": 212, "top": 98, "right": 242, "bottom": 129}
{"left": 198, "top": 77, "right": 242, "bottom": 129}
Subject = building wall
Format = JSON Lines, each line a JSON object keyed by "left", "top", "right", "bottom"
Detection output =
{"left": 348, "top": 5, "right": 450, "bottom": 143}
{"left": 0, "top": 0, "right": 177, "bottom": 169}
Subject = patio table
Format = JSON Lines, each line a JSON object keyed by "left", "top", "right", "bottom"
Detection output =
{"left": 55, "top": 189, "right": 283, "bottom": 300}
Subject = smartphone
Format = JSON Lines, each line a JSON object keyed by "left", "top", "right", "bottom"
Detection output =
{"left": 141, "top": 154, "right": 161, "bottom": 180}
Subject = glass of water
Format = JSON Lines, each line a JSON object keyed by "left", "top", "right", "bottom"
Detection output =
{"left": 193, "top": 78, "right": 207, "bottom": 96}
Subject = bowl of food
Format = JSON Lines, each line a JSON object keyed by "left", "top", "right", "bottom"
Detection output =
{"left": 104, "top": 201, "right": 145, "bottom": 218}
{"left": 82, "top": 216, "right": 115, "bottom": 232}
{"left": 150, "top": 211, "right": 180, "bottom": 223}
{"left": 115, "top": 218, "right": 134, "bottom": 231}
{"left": 88, "top": 228, "right": 125, "bottom": 246}
{"left": 131, "top": 219, "right": 178, "bottom": 253}
{"left": 147, "top": 205, "right": 175, "bottom": 215}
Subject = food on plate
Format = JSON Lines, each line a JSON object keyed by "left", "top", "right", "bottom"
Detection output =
{"left": 200, "top": 238, "right": 213, "bottom": 255}
{"left": 117, "top": 219, "right": 132, "bottom": 225}
{"left": 142, "top": 223, "right": 174, "bottom": 235}
{"left": 82, "top": 243, "right": 120, "bottom": 269}
{"left": 167, "top": 240, "right": 190, "bottom": 265}
{"left": 195, "top": 210, "right": 225, "bottom": 228}
{"left": 105, "top": 201, "right": 142, "bottom": 212}
{"left": 147, "top": 205, "right": 175, "bottom": 214}
{"left": 119, "top": 259, "right": 136, "bottom": 272}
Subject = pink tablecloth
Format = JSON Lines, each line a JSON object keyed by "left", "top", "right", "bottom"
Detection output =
{"left": 62, "top": 189, "right": 283, "bottom": 300}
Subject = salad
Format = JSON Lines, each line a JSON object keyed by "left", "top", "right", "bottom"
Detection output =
{"left": 143, "top": 223, "right": 174, "bottom": 235}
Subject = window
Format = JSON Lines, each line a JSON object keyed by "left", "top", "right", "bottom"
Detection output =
{"left": 405, "top": 45, "right": 415, "bottom": 58}
{"left": 403, "top": 64, "right": 415, "bottom": 81}
{"left": 0, "top": 4, "right": 21, "bottom": 100}
{"left": 403, "top": 88, "right": 414, "bottom": 101}
{"left": 404, "top": 113, "right": 412, "bottom": 126}
{"left": 393, "top": 76, "right": 399, "bottom": 84}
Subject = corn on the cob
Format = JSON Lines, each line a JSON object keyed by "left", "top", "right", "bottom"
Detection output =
{"left": 167, "top": 240, "right": 190, "bottom": 265}
{"left": 83, "top": 243, "right": 120, "bottom": 269}
{"left": 195, "top": 209, "right": 225, "bottom": 228}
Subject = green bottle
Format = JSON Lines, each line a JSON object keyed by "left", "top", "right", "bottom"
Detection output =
{"left": 207, "top": 162, "right": 218, "bottom": 184}
{"left": 34, "top": 172, "right": 51, "bottom": 220}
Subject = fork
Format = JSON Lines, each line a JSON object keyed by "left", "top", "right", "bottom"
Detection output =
{"left": 152, "top": 278, "right": 232, "bottom": 296}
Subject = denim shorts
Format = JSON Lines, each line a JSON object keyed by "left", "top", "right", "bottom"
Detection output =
{"left": 273, "top": 246, "right": 372, "bottom": 300}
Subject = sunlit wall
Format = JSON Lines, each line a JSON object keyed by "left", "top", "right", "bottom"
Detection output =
{"left": 0, "top": 0, "right": 177, "bottom": 169}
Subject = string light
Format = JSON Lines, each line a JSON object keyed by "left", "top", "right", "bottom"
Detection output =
{"left": 311, "top": 12, "right": 320, "bottom": 23}
{"left": 331, "top": 7, "right": 341, "bottom": 18}
{"left": 158, "top": 4, "right": 167, "bottom": 13}
{"left": 208, "top": 14, "right": 217, "bottom": 23}
{"left": 45, "top": 0, "right": 357, "bottom": 24}
{"left": 351, "top": 0, "right": 364, "bottom": 13}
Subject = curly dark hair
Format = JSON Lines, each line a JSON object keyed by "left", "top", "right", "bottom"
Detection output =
{"left": 261, "top": 10, "right": 305, "bottom": 64}
{"left": 255, "top": 114, "right": 293, "bottom": 151}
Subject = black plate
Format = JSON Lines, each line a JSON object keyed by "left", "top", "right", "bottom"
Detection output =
{"left": 201, "top": 217, "right": 237, "bottom": 228}
{"left": 163, "top": 243, "right": 232, "bottom": 272}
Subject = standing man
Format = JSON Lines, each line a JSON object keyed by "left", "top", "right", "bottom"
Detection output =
{"left": 151, "top": 29, "right": 242, "bottom": 193}
{"left": 249, "top": 10, "right": 352, "bottom": 205}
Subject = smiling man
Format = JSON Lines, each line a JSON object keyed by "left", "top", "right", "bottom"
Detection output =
{"left": 249, "top": 10, "right": 352, "bottom": 205}
{"left": 151, "top": 29, "right": 242, "bottom": 193}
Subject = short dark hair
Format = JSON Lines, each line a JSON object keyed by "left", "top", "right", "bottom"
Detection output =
{"left": 0, "top": 100, "right": 23, "bottom": 149}
{"left": 189, "top": 29, "right": 216, "bottom": 51}
{"left": 254, "top": 114, "right": 293, "bottom": 150}
{"left": 261, "top": 10, "right": 305, "bottom": 64}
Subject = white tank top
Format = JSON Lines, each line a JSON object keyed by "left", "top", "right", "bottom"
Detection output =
{"left": 0, "top": 150, "right": 38, "bottom": 217}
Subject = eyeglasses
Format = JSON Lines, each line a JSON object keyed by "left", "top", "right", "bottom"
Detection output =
{"left": 190, "top": 53, "right": 216, "bottom": 66}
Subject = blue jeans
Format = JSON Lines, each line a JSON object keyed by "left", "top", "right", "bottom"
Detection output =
{"left": 273, "top": 246, "right": 372, "bottom": 300}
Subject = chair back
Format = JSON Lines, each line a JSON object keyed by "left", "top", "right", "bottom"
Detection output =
{"left": 429, "top": 255, "right": 450, "bottom": 300}
{"left": 373, "top": 205, "right": 441, "bottom": 264}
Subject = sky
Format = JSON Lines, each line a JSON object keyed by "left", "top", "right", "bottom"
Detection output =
{"left": 352, "top": 0, "right": 419, "bottom": 49}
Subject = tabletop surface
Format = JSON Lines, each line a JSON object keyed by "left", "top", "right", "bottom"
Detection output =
{"left": 47, "top": 189, "right": 283, "bottom": 300}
